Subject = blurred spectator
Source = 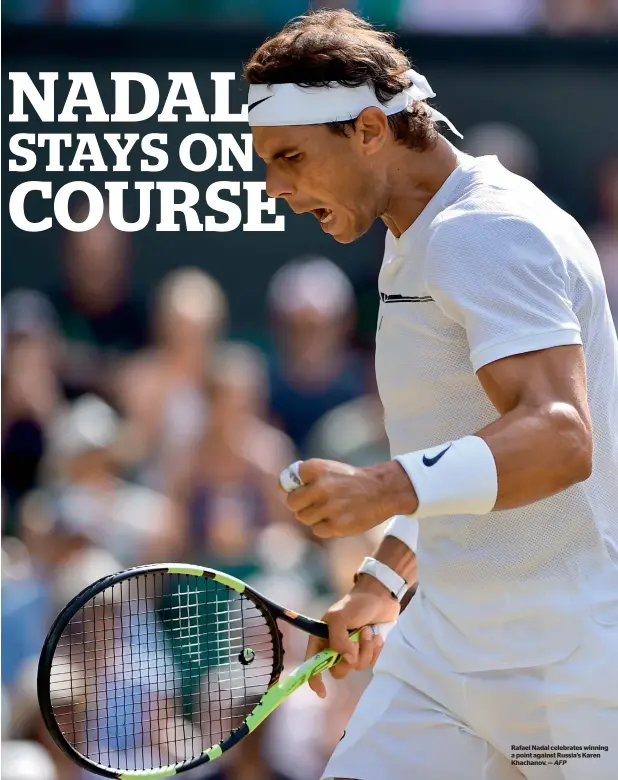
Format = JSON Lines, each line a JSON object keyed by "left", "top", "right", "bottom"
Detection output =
{"left": 116, "top": 268, "right": 226, "bottom": 493}
{"left": 589, "top": 155, "right": 618, "bottom": 323}
{"left": 181, "top": 342, "right": 296, "bottom": 581}
{"left": 464, "top": 122, "right": 540, "bottom": 182}
{"left": 544, "top": 0, "right": 618, "bottom": 32}
{"left": 4, "top": 0, "right": 618, "bottom": 30}
{"left": 1, "top": 536, "right": 49, "bottom": 693}
{"left": 318, "top": 1, "right": 402, "bottom": 27}
{"left": 266, "top": 257, "right": 367, "bottom": 456}
{"left": 66, "top": 0, "right": 133, "bottom": 24}
{"left": 0, "top": 740, "right": 58, "bottom": 780}
{"left": 2, "top": 537, "right": 124, "bottom": 779}
{"left": 49, "top": 206, "right": 148, "bottom": 402}
{"left": 251, "top": 521, "right": 329, "bottom": 610}
{"left": 398, "top": 0, "right": 542, "bottom": 33}
{"left": 2, "top": 290, "right": 62, "bottom": 533}
{"left": 2, "top": 0, "right": 131, "bottom": 24}
{"left": 131, "top": 0, "right": 309, "bottom": 27}
{"left": 305, "top": 394, "right": 390, "bottom": 467}
{"left": 53, "top": 587, "right": 178, "bottom": 774}
{"left": 19, "top": 394, "right": 181, "bottom": 568}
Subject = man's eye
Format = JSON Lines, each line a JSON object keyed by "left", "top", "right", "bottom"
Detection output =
{"left": 285, "top": 153, "right": 302, "bottom": 162}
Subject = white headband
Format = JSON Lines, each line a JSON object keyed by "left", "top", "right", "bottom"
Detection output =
{"left": 247, "top": 67, "right": 462, "bottom": 138}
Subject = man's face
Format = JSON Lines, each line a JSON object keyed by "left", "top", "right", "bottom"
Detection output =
{"left": 252, "top": 122, "right": 384, "bottom": 244}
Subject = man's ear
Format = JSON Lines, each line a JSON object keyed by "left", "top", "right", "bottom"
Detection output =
{"left": 355, "top": 106, "right": 390, "bottom": 156}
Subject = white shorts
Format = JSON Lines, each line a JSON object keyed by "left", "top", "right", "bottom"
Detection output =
{"left": 322, "top": 615, "right": 618, "bottom": 780}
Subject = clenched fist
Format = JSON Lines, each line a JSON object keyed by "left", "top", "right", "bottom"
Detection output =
{"left": 281, "top": 458, "right": 418, "bottom": 539}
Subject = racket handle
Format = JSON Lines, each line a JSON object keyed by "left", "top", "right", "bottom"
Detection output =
{"left": 279, "top": 460, "right": 304, "bottom": 492}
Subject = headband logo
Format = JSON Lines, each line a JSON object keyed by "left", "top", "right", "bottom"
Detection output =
{"left": 248, "top": 95, "right": 273, "bottom": 112}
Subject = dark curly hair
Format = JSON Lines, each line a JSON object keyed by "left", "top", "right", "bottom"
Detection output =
{"left": 244, "top": 10, "right": 438, "bottom": 152}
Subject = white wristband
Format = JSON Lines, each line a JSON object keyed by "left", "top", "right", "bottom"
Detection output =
{"left": 355, "top": 557, "right": 408, "bottom": 601}
{"left": 394, "top": 435, "right": 498, "bottom": 519}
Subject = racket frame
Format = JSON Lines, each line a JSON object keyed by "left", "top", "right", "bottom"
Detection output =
{"left": 37, "top": 563, "right": 336, "bottom": 779}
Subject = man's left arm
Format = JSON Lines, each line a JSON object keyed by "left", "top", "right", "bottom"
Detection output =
{"left": 373, "top": 342, "right": 594, "bottom": 519}
{"left": 285, "top": 344, "right": 593, "bottom": 537}
{"left": 472, "top": 343, "right": 592, "bottom": 510}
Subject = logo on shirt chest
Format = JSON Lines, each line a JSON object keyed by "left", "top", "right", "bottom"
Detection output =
{"left": 379, "top": 292, "right": 434, "bottom": 304}
{"left": 377, "top": 290, "right": 436, "bottom": 333}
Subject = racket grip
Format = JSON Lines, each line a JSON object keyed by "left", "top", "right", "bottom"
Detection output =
{"left": 279, "top": 460, "right": 304, "bottom": 492}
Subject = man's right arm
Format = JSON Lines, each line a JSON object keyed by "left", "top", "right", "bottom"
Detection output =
{"left": 304, "top": 534, "right": 417, "bottom": 697}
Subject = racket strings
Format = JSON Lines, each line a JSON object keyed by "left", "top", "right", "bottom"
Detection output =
{"left": 49, "top": 573, "right": 277, "bottom": 771}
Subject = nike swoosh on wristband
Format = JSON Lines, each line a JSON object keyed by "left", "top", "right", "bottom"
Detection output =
{"left": 248, "top": 95, "right": 273, "bottom": 112}
{"left": 422, "top": 444, "right": 452, "bottom": 467}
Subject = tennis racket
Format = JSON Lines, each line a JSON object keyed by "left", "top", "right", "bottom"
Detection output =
{"left": 37, "top": 563, "right": 394, "bottom": 779}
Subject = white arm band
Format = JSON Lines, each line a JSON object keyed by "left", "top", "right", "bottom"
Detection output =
{"left": 355, "top": 557, "right": 409, "bottom": 601}
{"left": 394, "top": 435, "right": 498, "bottom": 519}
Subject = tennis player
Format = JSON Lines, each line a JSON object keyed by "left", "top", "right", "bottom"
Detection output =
{"left": 245, "top": 10, "right": 618, "bottom": 780}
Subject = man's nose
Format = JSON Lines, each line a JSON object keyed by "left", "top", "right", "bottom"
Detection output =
{"left": 265, "top": 168, "right": 293, "bottom": 199}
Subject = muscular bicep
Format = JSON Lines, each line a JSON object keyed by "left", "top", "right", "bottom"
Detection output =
{"left": 476, "top": 344, "right": 592, "bottom": 428}
{"left": 474, "top": 345, "right": 593, "bottom": 509}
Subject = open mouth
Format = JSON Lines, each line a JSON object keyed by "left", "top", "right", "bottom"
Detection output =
{"left": 311, "top": 208, "right": 334, "bottom": 225}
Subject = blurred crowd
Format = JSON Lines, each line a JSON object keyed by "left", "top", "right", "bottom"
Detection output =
{"left": 2, "top": 123, "right": 618, "bottom": 779}
{"left": 4, "top": 0, "right": 618, "bottom": 33}
{"left": 0, "top": 215, "right": 383, "bottom": 777}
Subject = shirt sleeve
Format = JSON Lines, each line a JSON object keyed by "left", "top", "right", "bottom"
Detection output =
{"left": 425, "top": 213, "right": 582, "bottom": 372}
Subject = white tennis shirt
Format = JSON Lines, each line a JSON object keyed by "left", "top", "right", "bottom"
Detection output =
{"left": 376, "top": 152, "right": 618, "bottom": 672}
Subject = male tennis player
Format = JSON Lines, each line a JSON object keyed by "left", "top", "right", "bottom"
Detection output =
{"left": 246, "top": 10, "right": 618, "bottom": 780}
